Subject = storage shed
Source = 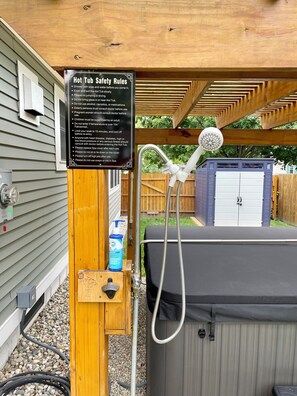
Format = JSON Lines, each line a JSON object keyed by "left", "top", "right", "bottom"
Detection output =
{"left": 195, "top": 158, "right": 273, "bottom": 227}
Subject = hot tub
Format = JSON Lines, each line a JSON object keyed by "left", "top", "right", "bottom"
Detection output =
{"left": 144, "top": 226, "right": 297, "bottom": 396}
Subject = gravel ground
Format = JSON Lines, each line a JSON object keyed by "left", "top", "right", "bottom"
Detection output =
{"left": 0, "top": 278, "right": 147, "bottom": 395}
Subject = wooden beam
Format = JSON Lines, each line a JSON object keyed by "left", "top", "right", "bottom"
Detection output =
{"left": 172, "top": 81, "right": 211, "bottom": 128}
{"left": 2, "top": 1, "right": 297, "bottom": 71}
{"left": 135, "top": 70, "right": 297, "bottom": 81}
{"left": 135, "top": 128, "right": 297, "bottom": 146}
{"left": 68, "top": 170, "right": 109, "bottom": 396}
{"left": 261, "top": 102, "right": 297, "bottom": 129}
{"left": 216, "top": 81, "right": 297, "bottom": 128}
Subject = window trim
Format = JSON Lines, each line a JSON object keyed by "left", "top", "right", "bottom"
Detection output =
{"left": 54, "top": 84, "right": 66, "bottom": 171}
{"left": 109, "top": 170, "right": 121, "bottom": 194}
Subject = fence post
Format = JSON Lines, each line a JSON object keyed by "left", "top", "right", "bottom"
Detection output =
{"left": 271, "top": 175, "right": 279, "bottom": 220}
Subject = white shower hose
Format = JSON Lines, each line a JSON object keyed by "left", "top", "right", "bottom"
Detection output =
{"left": 151, "top": 181, "right": 186, "bottom": 344}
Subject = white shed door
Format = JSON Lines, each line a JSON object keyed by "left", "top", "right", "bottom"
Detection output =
{"left": 214, "top": 171, "right": 264, "bottom": 226}
{"left": 214, "top": 172, "right": 240, "bottom": 226}
{"left": 238, "top": 172, "right": 264, "bottom": 226}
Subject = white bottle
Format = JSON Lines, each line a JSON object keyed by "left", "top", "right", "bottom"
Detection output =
{"left": 109, "top": 220, "right": 125, "bottom": 271}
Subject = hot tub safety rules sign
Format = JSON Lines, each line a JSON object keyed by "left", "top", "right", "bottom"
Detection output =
{"left": 65, "top": 70, "right": 135, "bottom": 169}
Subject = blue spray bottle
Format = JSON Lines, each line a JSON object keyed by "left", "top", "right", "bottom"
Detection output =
{"left": 109, "top": 220, "right": 125, "bottom": 271}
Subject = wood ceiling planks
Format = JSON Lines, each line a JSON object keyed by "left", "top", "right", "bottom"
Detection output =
{"left": 135, "top": 79, "right": 297, "bottom": 129}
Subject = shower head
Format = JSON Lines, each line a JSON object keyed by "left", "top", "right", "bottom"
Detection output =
{"left": 198, "top": 127, "right": 224, "bottom": 152}
{"left": 181, "top": 127, "right": 224, "bottom": 180}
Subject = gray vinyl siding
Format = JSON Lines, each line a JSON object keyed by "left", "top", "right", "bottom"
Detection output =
{"left": 0, "top": 22, "right": 67, "bottom": 325}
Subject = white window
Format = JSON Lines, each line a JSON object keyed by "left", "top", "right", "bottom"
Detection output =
{"left": 54, "top": 85, "right": 66, "bottom": 171}
{"left": 109, "top": 170, "right": 120, "bottom": 191}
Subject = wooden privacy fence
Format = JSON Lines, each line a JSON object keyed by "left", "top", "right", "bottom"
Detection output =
{"left": 123, "top": 173, "right": 297, "bottom": 225}
{"left": 121, "top": 173, "right": 196, "bottom": 215}
{"left": 271, "top": 175, "right": 278, "bottom": 220}
{"left": 274, "top": 174, "right": 297, "bottom": 226}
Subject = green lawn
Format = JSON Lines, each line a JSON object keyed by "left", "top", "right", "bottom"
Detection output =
{"left": 270, "top": 219, "right": 291, "bottom": 227}
{"left": 140, "top": 216, "right": 195, "bottom": 244}
{"left": 139, "top": 216, "right": 195, "bottom": 274}
{"left": 140, "top": 217, "right": 291, "bottom": 240}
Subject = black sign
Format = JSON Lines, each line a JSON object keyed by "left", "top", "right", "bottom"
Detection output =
{"left": 65, "top": 70, "right": 135, "bottom": 169}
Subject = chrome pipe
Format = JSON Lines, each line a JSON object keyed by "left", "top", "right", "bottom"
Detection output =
{"left": 131, "top": 144, "right": 171, "bottom": 396}
{"left": 140, "top": 238, "right": 297, "bottom": 244}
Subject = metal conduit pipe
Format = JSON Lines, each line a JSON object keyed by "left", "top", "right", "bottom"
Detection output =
{"left": 128, "top": 171, "right": 134, "bottom": 246}
{"left": 140, "top": 239, "right": 297, "bottom": 244}
{"left": 130, "top": 144, "right": 171, "bottom": 396}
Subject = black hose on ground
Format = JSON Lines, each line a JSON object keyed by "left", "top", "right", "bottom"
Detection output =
{"left": 0, "top": 311, "right": 70, "bottom": 396}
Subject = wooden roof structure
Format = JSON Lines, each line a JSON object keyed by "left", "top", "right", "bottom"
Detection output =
{"left": 134, "top": 78, "right": 297, "bottom": 146}
{"left": 2, "top": 3, "right": 297, "bottom": 396}
{"left": 2, "top": 0, "right": 297, "bottom": 145}
{"left": 135, "top": 80, "right": 297, "bottom": 128}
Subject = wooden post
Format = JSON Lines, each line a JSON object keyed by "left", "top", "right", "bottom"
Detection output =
{"left": 272, "top": 175, "right": 279, "bottom": 220}
{"left": 68, "top": 169, "right": 109, "bottom": 396}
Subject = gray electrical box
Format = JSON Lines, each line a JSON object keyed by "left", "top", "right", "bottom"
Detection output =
{"left": 0, "top": 169, "right": 19, "bottom": 224}
{"left": 17, "top": 285, "right": 37, "bottom": 309}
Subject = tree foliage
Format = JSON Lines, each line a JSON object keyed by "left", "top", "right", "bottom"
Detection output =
{"left": 136, "top": 115, "right": 297, "bottom": 172}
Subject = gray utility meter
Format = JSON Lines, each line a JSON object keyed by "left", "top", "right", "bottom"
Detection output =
{"left": 0, "top": 170, "right": 19, "bottom": 224}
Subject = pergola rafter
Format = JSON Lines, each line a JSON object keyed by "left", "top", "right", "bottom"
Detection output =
{"left": 260, "top": 101, "right": 297, "bottom": 129}
{"left": 172, "top": 81, "right": 212, "bottom": 128}
{"left": 215, "top": 81, "right": 297, "bottom": 129}
{"left": 135, "top": 79, "right": 297, "bottom": 134}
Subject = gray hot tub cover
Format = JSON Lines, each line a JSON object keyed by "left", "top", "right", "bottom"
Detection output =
{"left": 144, "top": 226, "right": 297, "bottom": 322}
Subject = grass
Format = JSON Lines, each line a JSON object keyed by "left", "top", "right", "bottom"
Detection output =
{"left": 139, "top": 216, "right": 196, "bottom": 274}
{"left": 139, "top": 217, "right": 291, "bottom": 240}
{"left": 140, "top": 216, "right": 195, "bottom": 244}
{"left": 270, "top": 219, "right": 291, "bottom": 227}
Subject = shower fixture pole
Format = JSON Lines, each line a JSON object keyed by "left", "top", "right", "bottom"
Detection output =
{"left": 131, "top": 144, "right": 172, "bottom": 396}
{"left": 130, "top": 128, "right": 224, "bottom": 395}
